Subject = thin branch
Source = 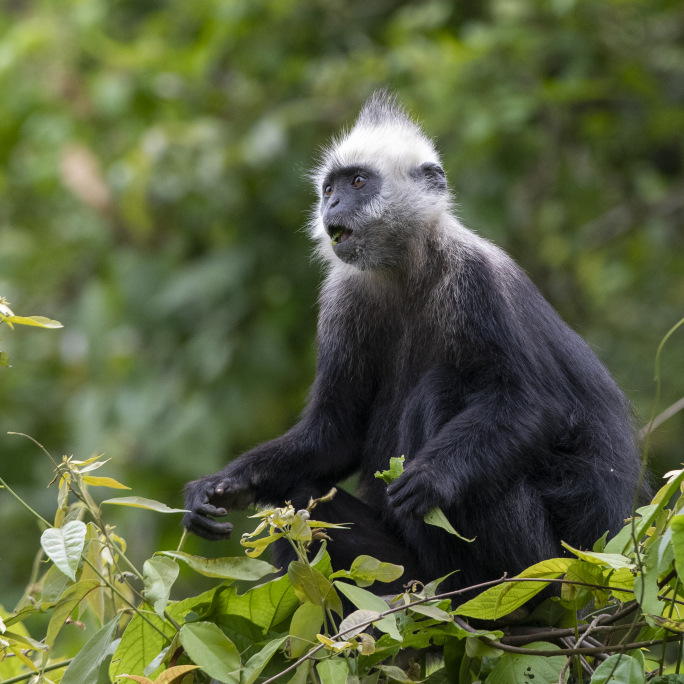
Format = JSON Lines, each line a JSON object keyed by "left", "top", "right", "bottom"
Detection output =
{"left": 261, "top": 576, "right": 511, "bottom": 684}
{"left": 639, "top": 396, "right": 684, "bottom": 438}
{"left": 0, "top": 659, "right": 73, "bottom": 684}
{"left": 7, "top": 432, "right": 59, "bottom": 468}
{"left": 558, "top": 617, "right": 602, "bottom": 682}
{"left": 501, "top": 622, "right": 646, "bottom": 646}
{"left": 0, "top": 476, "right": 51, "bottom": 527}
{"left": 456, "top": 615, "right": 681, "bottom": 657}
{"left": 262, "top": 571, "right": 679, "bottom": 684}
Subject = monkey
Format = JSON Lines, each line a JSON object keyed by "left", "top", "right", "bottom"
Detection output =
{"left": 183, "top": 91, "right": 643, "bottom": 596}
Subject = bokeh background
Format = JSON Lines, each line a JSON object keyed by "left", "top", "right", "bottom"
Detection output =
{"left": 1, "top": 0, "right": 683, "bottom": 617}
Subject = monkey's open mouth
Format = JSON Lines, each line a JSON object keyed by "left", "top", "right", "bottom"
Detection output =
{"left": 327, "top": 225, "right": 353, "bottom": 246}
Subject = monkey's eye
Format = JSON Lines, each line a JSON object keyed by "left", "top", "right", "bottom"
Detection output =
{"left": 352, "top": 175, "right": 366, "bottom": 188}
{"left": 323, "top": 185, "right": 333, "bottom": 197}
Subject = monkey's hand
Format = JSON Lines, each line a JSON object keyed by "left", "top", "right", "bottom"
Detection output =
{"left": 386, "top": 464, "right": 451, "bottom": 519}
{"left": 183, "top": 474, "right": 255, "bottom": 541}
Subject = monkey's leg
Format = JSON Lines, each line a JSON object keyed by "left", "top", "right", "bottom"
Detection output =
{"left": 271, "top": 484, "right": 422, "bottom": 595}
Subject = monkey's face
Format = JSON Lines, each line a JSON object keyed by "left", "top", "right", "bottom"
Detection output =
{"left": 318, "top": 162, "right": 447, "bottom": 271}
{"left": 319, "top": 165, "right": 410, "bottom": 271}
{"left": 320, "top": 165, "right": 382, "bottom": 263}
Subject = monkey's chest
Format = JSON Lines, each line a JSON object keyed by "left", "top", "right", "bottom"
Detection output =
{"left": 360, "top": 359, "right": 463, "bottom": 478}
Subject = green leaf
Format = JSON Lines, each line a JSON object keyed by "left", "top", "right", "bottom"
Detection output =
{"left": 634, "top": 535, "right": 666, "bottom": 617}
{"left": 423, "top": 507, "right": 475, "bottom": 542}
{"left": 285, "top": 662, "right": 311, "bottom": 684}
{"left": 1, "top": 315, "right": 63, "bottom": 328}
{"left": 1, "top": 632, "right": 48, "bottom": 651}
{"left": 41, "top": 564, "right": 74, "bottom": 602}
{"left": 0, "top": 351, "right": 8, "bottom": 367}
{"left": 409, "top": 604, "right": 452, "bottom": 622}
{"left": 143, "top": 556, "right": 179, "bottom": 618}
{"left": 81, "top": 522, "right": 107, "bottom": 625}
{"left": 422, "top": 572, "right": 458, "bottom": 598}
{"left": 316, "top": 658, "right": 349, "bottom": 684}
{"left": 40, "top": 520, "right": 87, "bottom": 581}
{"left": 374, "top": 456, "right": 405, "bottom": 484}
{"left": 206, "top": 573, "right": 299, "bottom": 634}
{"left": 486, "top": 642, "right": 565, "bottom": 684}
{"left": 649, "top": 614, "right": 684, "bottom": 632}
{"left": 455, "top": 558, "right": 573, "bottom": 620}
{"left": 591, "top": 652, "right": 646, "bottom": 684}
{"left": 82, "top": 476, "right": 131, "bottom": 489}
{"left": 114, "top": 586, "right": 220, "bottom": 681}
{"left": 179, "top": 622, "right": 240, "bottom": 684}
{"left": 100, "top": 497, "right": 188, "bottom": 513}
{"left": 338, "top": 609, "right": 381, "bottom": 639}
{"left": 157, "top": 550, "right": 277, "bottom": 580}
{"left": 560, "top": 542, "right": 632, "bottom": 570}
{"left": 373, "top": 665, "right": 415, "bottom": 683}
{"left": 289, "top": 514, "right": 312, "bottom": 542}
{"left": 670, "top": 515, "right": 684, "bottom": 580}
{"left": 240, "top": 532, "right": 285, "bottom": 558}
{"left": 155, "top": 665, "right": 200, "bottom": 684}
{"left": 465, "top": 636, "right": 503, "bottom": 658}
{"left": 605, "top": 504, "right": 660, "bottom": 555}
{"left": 241, "top": 635, "right": 287, "bottom": 684}
{"left": 333, "top": 582, "right": 401, "bottom": 642}
{"left": 45, "top": 580, "right": 102, "bottom": 659}
{"left": 593, "top": 531, "right": 609, "bottom": 552}
{"left": 423, "top": 669, "right": 450, "bottom": 684}
{"left": 289, "top": 603, "right": 325, "bottom": 658}
{"left": 560, "top": 560, "right": 607, "bottom": 608}
{"left": 329, "top": 555, "right": 404, "bottom": 587}
{"left": 109, "top": 606, "right": 176, "bottom": 681}
{"left": 288, "top": 562, "right": 343, "bottom": 616}
{"left": 608, "top": 567, "right": 636, "bottom": 602}
{"left": 612, "top": 474, "right": 684, "bottom": 556}
{"left": 61, "top": 615, "right": 120, "bottom": 684}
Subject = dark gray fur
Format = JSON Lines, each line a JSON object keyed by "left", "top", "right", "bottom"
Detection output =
{"left": 183, "top": 93, "right": 644, "bottom": 597}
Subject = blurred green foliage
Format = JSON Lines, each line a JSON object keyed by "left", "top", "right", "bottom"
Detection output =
{"left": 1, "top": 0, "right": 683, "bottom": 616}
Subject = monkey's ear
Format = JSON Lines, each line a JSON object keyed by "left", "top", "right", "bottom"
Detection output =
{"left": 414, "top": 161, "right": 447, "bottom": 193}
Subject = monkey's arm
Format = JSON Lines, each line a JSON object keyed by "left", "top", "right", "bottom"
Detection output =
{"left": 183, "top": 343, "right": 373, "bottom": 539}
{"left": 387, "top": 381, "right": 556, "bottom": 518}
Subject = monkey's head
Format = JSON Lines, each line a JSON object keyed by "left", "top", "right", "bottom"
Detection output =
{"left": 310, "top": 91, "right": 450, "bottom": 272}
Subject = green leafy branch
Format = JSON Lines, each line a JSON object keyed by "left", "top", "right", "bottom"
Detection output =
{"left": 0, "top": 297, "right": 62, "bottom": 369}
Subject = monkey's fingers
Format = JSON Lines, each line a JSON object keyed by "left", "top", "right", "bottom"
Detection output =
{"left": 185, "top": 520, "right": 234, "bottom": 541}
{"left": 386, "top": 479, "right": 412, "bottom": 505}
{"left": 387, "top": 480, "right": 432, "bottom": 518}
{"left": 196, "top": 503, "right": 228, "bottom": 517}
{"left": 185, "top": 512, "right": 234, "bottom": 540}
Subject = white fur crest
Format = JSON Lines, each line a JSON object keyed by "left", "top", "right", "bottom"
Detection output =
{"left": 312, "top": 91, "right": 441, "bottom": 187}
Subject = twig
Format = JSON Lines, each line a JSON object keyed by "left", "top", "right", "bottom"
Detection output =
{"left": 7, "top": 432, "right": 59, "bottom": 468}
{"left": 560, "top": 638, "right": 594, "bottom": 679}
{"left": 261, "top": 576, "right": 511, "bottom": 684}
{"left": 263, "top": 568, "right": 682, "bottom": 684}
{"left": 0, "top": 658, "right": 72, "bottom": 684}
{"left": 501, "top": 623, "right": 647, "bottom": 646}
{"left": 455, "top": 615, "right": 679, "bottom": 656}
{"left": 558, "top": 618, "right": 602, "bottom": 682}
{"left": 0, "top": 477, "right": 51, "bottom": 527}
{"left": 639, "top": 396, "right": 684, "bottom": 438}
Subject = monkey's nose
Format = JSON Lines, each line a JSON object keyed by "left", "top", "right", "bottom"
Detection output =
{"left": 329, "top": 198, "right": 339, "bottom": 209}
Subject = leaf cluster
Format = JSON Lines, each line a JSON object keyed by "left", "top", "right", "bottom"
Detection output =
{"left": 4, "top": 444, "right": 684, "bottom": 684}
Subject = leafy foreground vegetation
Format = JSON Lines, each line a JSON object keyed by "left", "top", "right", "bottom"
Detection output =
{"left": 2, "top": 315, "right": 684, "bottom": 684}
{"left": 2, "top": 445, "right": 684, "bottom": 684}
